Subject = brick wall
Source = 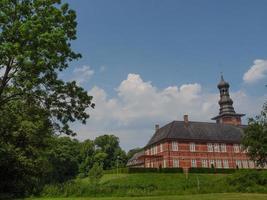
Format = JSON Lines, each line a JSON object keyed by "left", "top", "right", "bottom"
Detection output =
{"left": 144, "top": 140, "right": 255, "bottom": 169}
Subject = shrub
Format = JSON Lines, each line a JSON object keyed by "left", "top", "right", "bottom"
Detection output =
{"left": 128, "top": 168, "right": 158, "bottom": 173}
{"left": 159, "top": 168, "right": 183, "bottom": 173}
{"left": 227, "top": 170, "right": 267, "bottom": 192}
{"left": 188, "top": 167, "right": 236, "bottom": 174}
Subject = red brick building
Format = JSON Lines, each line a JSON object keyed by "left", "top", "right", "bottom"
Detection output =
{"left": 127, "top": 76, "right": 256, "bottom": 170}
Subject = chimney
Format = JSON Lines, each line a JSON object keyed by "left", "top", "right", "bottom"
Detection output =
{"left": 184, "top": 115, "right": 189, "bottom": 126}
{"left": 155, "top": 124, "right": 160, "bottom": 132}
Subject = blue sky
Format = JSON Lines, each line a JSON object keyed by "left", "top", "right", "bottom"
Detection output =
{"left": 61, "top": 0, "right": 267, "bottom": 150}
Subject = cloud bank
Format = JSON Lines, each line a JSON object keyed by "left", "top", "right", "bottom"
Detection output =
{"left": 74, "top": 73, "right": 265, "bottom": 151}
{"left": 243, "top": 59, "right": 267, "bottom": 83}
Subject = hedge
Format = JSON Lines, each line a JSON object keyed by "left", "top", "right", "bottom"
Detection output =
{"left": 104, "top": 167, "right": 184, "bottom": 174}
{"left": 188, "top": 167, "right": 236, "bottom": 174}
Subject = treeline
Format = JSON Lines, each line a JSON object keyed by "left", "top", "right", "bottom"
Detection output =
{"left": 0, "top": 132, "right": 128, "bottom": 198}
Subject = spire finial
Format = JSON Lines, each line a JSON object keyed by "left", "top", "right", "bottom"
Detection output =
{"left": 220, "top": 72, "right": 224, "bottom": 81}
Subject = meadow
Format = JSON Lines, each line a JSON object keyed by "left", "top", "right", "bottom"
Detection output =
{"left": 26, "top": 193, "right": 267, "bottom": 200}
{"left": 30, "top": 170, "right": 267, "bottom": 199}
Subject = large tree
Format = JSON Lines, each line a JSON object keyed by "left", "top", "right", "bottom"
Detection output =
{"left": 0, "top": 0, "right": 94, "bottom": 136}
{"left": 242, "top": 103, "right": 267, "bottom": 168}
{"left": 0, "top": 0, "right": 93, "bottom": 197}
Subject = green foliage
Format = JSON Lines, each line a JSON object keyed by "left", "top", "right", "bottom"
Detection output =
{"left": 242, "top": 103, "right": 267, "bottom": 167}
{"left": 94, "top": 135, "right": 127, "bottom": 170}
{"left": 88, "top": 163, "right": 104, "bottom": 186}
{"left": 39, "top": 172, "right": 238, "bottom": 197}
{"left": 128, "top": 168, "right": 158, "bottom": 173}
{"left": 227, "top": 170, "right": 267, "bottom": 192}
{"left": 24, "top": 193, "right": 267, "bottom": 200}
{"left": 0, "top": 0, "right": 94, "bottom": 136}
{"left": 45, "top": 137, "right": 81, "bottom": 183}
{"left": 188, "top": 168, "right": 236, "bottom": 174}
{"left": 0, "top": 0, "right": 94, "bottom": 197}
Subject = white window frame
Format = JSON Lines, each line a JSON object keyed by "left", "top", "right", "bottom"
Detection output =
{"left": 172, "top": 141, "right": 178, "bottom": 151}
{"left": 249, "top": 161, "right": 255, "bottom": 169}
{"left": 214, "top": 143, "right": 220, "bottom": 152}
{"left": 207, "top": 143, "right": 213, "bottom": 152}
{"left": 233, "top": 144, "right": 240, "bottom": 153}
{"left": 216, "top": 160, "right": 222, "bottom": 168}
{"left": 236, "top": 160, "right": 242, "bottom": 168}
{"left": 173, "top": 159, "right": 179, "bottom": 168}
{"left": 163, "top": 159, "right": 167, "bottom": 168}
{"left": 191, "top": 159, "right": 197, "bottom": 168}
{"left": 223, "top": 160, "right": 229, "bottom": 168}
{"left": 160, "top": 143, "right": 163, "bottom": 152}
{"left": 209, "top": 160, "right": 215, "bottom": 168}
{"left": 242, "top": 160, "right": 248, "bottom": 169}
{"left": 220, "top": 143, "right": 227, "bottom": 152}
{"left": 190, "top": 142, "right": 196, "bottom": 152}
{"left": 202, "top": 159, "right": 208, "bottom": 168}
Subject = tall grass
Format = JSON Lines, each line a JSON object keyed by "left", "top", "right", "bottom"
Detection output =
{"left": 40, "top": 170, "right": 267, "bottom": 198}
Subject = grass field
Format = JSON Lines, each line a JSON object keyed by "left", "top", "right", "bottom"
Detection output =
{"left": 31, "top": 171, "right": 267, "bottom": 198}
{"left": 26, "top": 193, "right": 267, "bottom": 200}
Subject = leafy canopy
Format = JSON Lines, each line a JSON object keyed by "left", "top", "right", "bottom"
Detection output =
{"left": 0, "top": 0, "right": 94, "bottom": 136}
{"left": 242, "top": 103, "right": 267, "bottom": 167}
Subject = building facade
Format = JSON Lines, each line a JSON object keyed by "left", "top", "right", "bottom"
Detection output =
{"left": 127, "top": 76, "right": 256, "bottom": 170}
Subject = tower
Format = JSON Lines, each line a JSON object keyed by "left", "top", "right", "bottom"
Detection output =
{"left": 211, "top": 75, "right": 245, "bottom": 125}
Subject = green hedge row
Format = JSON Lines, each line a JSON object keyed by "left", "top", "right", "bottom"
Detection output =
{"left": 104, "top": 167, "right": 245, "bottom": 174}
{"left": 104, "top": 167, "right": 184, "bottom": 174}
{"left": 188, "top": 167, "right": 236, "bottom": 174}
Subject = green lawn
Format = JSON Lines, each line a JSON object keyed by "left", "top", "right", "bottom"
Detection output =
{"left": 26, "top": 193, "right": 267, "bottom": 200}
{"left": 32, "top": 171, "right": 267, "bottom": 198}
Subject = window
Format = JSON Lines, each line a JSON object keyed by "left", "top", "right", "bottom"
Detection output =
{"left": 173, "top": 159, "right": 179, "bottom": 168}
{"left": 202, "top": 159, "right": 208, "bottom": 168}
{"left": 216, "top": 160, "right": 222, "bottom": 168}
{"left": 209, "top": 160, "right": 215, "bottom": 168}
{"left": 249, "top": 161, "right": 255, "bottom": 169}
{"left": 146, "top": 162, "right": 150, "bottom": 168}
{"left": 163, "top": 160, "right": 167, "bottom": 168}
{"left": 214, "top": 143, "right": 220, "bottom": 152}
{"left": 233, "top": 144, "right": 240, "bottom": 153}
{"left": 220, "top": 144, "right": 227, "bottom": 152}
{"left": 190, "top": 143, "right": 196, "bottom": 152}
{"left": 242, "top": 160, "right": 248, "bottom": 169}
{"left": 151, "top": 162, "right": 154, "bottom": 168}
{"left": 191, "top": 159, "right": 197, "bottom": 168}
{"left": 223, "top": 160, "right": 229, "bottom": 168}
{"left": 235, "top": 160, "right": 242, "bottom": 168}
{"left": 154, "top": 146, "right": 157, "bottom": 154}
{"left": 207, "top": 143, "right": 213, "bottom": 152}
{"left": 172, "top": 141, "right": 178, "bottom": 151}
{"left": 160, "top": 143, "right": 163, "bottom": 152}
{"left": 145, "top": 149, "right": 150, "bottom": 155}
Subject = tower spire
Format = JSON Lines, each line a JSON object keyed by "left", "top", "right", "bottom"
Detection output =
{"left": 212, "top": 75, "right": 245, "bottom": 125}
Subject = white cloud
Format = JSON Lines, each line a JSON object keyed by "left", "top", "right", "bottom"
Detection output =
{"left": 243, "top": 59, "right": 267, "bottom": 83}
{"left": 74, "top": 73, "right": 265, "bottom": 150}
{"left": 72, "top": 65, "right": 94, "bottom": 85}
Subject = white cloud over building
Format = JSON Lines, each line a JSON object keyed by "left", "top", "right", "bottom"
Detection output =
{"left": 243, "top": 59, "right": 267, "bottom": 84}
{"left": 74, "top": 73, "right": 265, "bottom": 150}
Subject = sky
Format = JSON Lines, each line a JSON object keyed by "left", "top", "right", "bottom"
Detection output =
{"left": 61, "top": 0, "right": 267, "bottom": 151}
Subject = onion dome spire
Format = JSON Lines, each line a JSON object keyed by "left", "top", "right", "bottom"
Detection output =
{"left": 212, "top": 74, "right": 245, "bottom": 125}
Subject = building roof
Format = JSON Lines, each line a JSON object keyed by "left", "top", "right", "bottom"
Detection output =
{"left": 126, "top": 150, "right": 145, "bottom": 166}
{"left": 146, "top": 121, "right": 246, "bottom": 147}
